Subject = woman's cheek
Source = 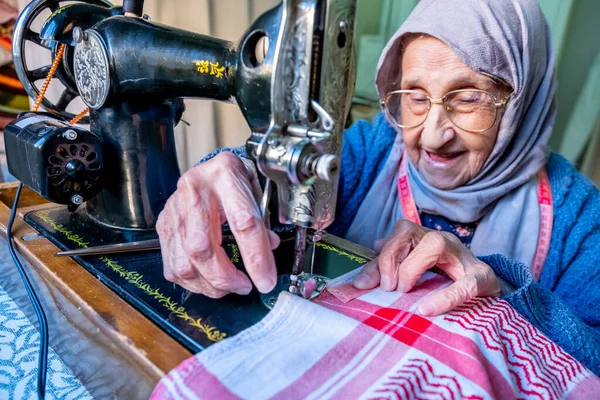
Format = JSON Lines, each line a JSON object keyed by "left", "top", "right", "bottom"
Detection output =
{"left": 403, "top": 131, "right": 422, "bottom": 164}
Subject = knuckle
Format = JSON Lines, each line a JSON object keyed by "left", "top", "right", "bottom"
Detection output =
{"left": 214, "top": 152, "right": 245, "bottom": 172}
{"left": 176, "top": 171, "right": 194, "bottom": 191}
{"left": 394, "top": 219, "right": 413, "bottom": 232}
{"left": 177, "top": 265, "right": 197, "bottom": 280}
{"left": 186, "top": 237, "right": 215, "bottom": 264}
{"left": 380, "top": 251, "right": 398, "bottom": 270}
{"left": 464, "top": 275, "right": 479, "bottom": 297}
{"left": 228, "top": 209, "right": 260, "bottom": 233}
{"left": 423, "top": 231, "right": 446, "bottom": 251}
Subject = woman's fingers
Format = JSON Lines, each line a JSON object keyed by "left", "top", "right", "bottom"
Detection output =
{"left": 379, "top": 220, "right": 427, "bottom": 291}
{"left": 214, "top": 154, "right": 277, "bottom": 294}
{"left": 396, "top": 231, "right": 462, "bottom": 293}
{"left": 417, "top": 275, "right": 478, "bottom": 316}
{"left": 353, "top": 259, "right": 381, "bottom": 289}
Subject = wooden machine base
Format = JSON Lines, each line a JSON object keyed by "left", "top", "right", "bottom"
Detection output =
{"left": 0, "top": 183, "right": 191, "bottom": 399}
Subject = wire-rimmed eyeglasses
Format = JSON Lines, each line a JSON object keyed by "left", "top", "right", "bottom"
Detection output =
{"left": 381, "top": 89, "right": 511, "bottom": 133}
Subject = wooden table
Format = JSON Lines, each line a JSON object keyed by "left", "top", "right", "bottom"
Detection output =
{"left": 0, "top": 182, "right": 191, "bottom": 399}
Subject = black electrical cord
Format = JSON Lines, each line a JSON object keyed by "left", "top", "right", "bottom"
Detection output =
{"left": 7, "top": 183, "right": 48, "bottom": 399}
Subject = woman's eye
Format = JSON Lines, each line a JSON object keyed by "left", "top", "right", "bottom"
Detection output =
{"left": 410, "top": 95, "right": 428, "bottom": 104}
{"left": 456, "top": 95, "right": 478, "bottom": 104}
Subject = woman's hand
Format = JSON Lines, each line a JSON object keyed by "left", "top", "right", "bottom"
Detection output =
{"left": 353, "top": 220, "right": 501, "bottom": 316}
{"left": 157, "top": 152, "right": 280, "bottom": 298}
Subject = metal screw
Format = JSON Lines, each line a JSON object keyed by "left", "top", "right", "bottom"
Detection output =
{"left": 64, "top": 130, "right": 78, "bottom": 141}
{"left": 73, "top": 27, "right": 87, "bottom": 44}
{"left": 71, "top": 194, "right": 84, "bottom": 205}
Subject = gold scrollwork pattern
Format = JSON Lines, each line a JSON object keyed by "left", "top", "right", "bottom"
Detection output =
{"left": 35, "top": 210, "right": 90, "bottom": 248}
{"left": 228, "top": 243, "right": 240, "bottom": 263}
{"left": 33, "top": 210, "right": 226, "bottom": 342}
{"left": 195, "top": 60, "right": 225, "bottom": 79}
{"left": 316, "top": 242, "right": 368, "bottom": 264}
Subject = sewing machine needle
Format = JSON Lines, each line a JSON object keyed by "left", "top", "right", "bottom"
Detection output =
{"left": 290, "top": 226, "right": 307, "bottom": 294}
{"left": 309, "top": 230, "right": 323, "bottom": 277}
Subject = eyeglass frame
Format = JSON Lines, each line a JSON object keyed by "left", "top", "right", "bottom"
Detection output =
{"left": 381, "top": 89, "right": 511, "bottom": 133}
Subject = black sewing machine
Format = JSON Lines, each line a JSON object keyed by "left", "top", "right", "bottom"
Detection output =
{"left": 4, "top": 0, "right": 370, "bottom": 352}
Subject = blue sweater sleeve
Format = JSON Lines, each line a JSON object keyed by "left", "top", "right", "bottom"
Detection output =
{"left": 479, "top": 153, "right": 600, "bottom": 376}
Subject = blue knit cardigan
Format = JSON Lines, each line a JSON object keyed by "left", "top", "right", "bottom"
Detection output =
{"left": 206, "top": 113, "right": 600, "bottom": 375}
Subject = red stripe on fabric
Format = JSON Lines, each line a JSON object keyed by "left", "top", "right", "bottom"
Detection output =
{"left": 454, "top": 301, "right": 557, "bottom": 398}
{"left": 358, "top": 310, "right": 515, "bottom": 398}
{"left": 149, "top": 381, "right": 171, "bottom": 400}
{"left": 482, "top": 297, "right": 582, "bottom": 378}
{"left": 169, "top": 362, "right": 242, "bottom": 400}
{"left": 476, "top": 301, "right": 565, "bottom": 395}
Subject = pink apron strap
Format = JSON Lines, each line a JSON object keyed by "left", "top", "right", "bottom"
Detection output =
{"left": 531, "top": 168, "right": 553, "bottom": 283}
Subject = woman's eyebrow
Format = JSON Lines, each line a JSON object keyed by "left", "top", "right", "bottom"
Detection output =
{"left": 401, "top": 75, "right": 497, "bottom": 91}
{"left": 400, "top": 78, "right": 425, "bottom": 89}
{"left": 451, "top": 75, "right": 496, "bottom": 90}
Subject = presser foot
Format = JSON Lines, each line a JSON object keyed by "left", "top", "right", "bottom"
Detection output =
{"left": 260, "top": 273, "right": 328, "bottom": 310}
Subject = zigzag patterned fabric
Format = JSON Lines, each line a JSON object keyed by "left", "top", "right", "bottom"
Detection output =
{"left": 152, "top": 271, "right": 600, "bottom": 399}
{"left": 0, "top": 288, "right": 92, "bottom": 400}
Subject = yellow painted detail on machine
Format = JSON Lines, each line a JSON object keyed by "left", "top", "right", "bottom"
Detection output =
{"left": 195, "top": 60, "right": 225, "bottom": 79}
{"left": 100, "top": 257, "right": 226, "bottom": 342}
{"left": 33, "top": 210, "right": 226, "bottom": 342}
{"left": 316, "top": 242, "right": 368, "bottom": 264}
{"left": 228, "top": 243, "right": 240, "bottom": 263}
{"left": 35, "top": 210, "right": 89, "bottom": 248}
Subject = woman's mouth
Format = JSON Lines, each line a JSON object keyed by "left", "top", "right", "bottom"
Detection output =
{"left": 423, "top": 150, "right": 466, "bottom": 167}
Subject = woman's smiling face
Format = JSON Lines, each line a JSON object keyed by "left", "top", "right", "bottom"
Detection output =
{"left": 400, "top": 36, "right": 510, "bottom": 190}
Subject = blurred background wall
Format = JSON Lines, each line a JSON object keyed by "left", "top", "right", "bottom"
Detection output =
{"left": 5, "top": 0, "right": 600, "bottom": 184}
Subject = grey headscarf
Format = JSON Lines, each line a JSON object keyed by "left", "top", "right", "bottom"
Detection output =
{"left": 346, "top": 0, "right": 557, "bottom": 267}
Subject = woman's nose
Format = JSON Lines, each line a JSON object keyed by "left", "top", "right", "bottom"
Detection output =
{"left": 420, "top": 104, "right": 456, "bottom": 149}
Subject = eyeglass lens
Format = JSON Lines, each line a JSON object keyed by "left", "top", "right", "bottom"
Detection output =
{"left": 385, "top": 90, "right": 498, "bottom": 132}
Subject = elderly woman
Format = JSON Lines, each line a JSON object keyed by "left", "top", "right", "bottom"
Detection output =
{"left": 157, "top": 0, "right": 600, "bottom": 375}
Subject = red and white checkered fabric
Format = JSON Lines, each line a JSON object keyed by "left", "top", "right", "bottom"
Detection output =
{"left": 151, "top": 271, "right": 600, "bottom": 399}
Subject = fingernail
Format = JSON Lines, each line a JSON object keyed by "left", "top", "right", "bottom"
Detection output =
{"left": 396, "top": 282, "right": 407, "bottom": 293}
{"left": 418, "top": 302, "right": 434, "bottom": 316}
{"left": 256, "top": 277, "right": 276, "bottom": 293}
{"left": 234, "top": 285, "right": 252, "bottom": 295}
{"left": 353, "top": 273, "right": 370, "bottom": 289}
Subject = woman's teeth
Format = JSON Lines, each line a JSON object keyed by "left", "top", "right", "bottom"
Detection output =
{"left": 426, "top": 151, "right": 464, "bottom": 162}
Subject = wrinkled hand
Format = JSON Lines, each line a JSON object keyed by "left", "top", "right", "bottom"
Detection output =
{"left": 157, "top": 152, "right": 280, "bottom": 298}
{"left": 353, "top": 220, "right": 501, "bottom": 316}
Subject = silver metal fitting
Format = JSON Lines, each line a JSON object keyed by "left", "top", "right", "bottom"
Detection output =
{"left": 314, "top": 154, "right": 339, "bottom": 181}
{"left": 72, "top": 27, "right": 87, "bottom": 44}
{"left": 71, "top": 194, "right": 84, "bottom": 205}
{"left": 63, "top": 130, "right": 78, "bottom": 141}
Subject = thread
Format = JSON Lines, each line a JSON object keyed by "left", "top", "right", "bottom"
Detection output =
{"left": 33, "top": 43, "right": 66, "bottom": 112}
{"left": 69, "top": 107, "right": 89, "bottom": 125}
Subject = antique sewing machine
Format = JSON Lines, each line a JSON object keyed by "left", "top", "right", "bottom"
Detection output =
{"left": 3, "top": 0, "right": 372, "bottom": 360}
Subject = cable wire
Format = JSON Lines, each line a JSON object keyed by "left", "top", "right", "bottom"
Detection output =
{"left": 7, "top": 183, "right": 48, "bottom": 399}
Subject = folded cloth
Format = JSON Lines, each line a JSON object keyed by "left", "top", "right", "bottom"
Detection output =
{"left": 151, "top": 271, "right": 600, "bottom": 399}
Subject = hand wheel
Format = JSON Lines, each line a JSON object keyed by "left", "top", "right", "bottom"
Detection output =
{"left": 12, "top": 0, "right": 113, "bottom": 123}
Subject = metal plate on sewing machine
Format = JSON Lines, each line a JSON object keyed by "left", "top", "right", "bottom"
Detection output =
{"left": 25, "top": 206, "right": 371, "bottom": 352}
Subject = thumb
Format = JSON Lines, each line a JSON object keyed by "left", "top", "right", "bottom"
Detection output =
{"left": 417, "top": 277, "right": 476, "bottom": 316}
{"left": 353, "top": 259, "right": 381, "bottom": 289}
